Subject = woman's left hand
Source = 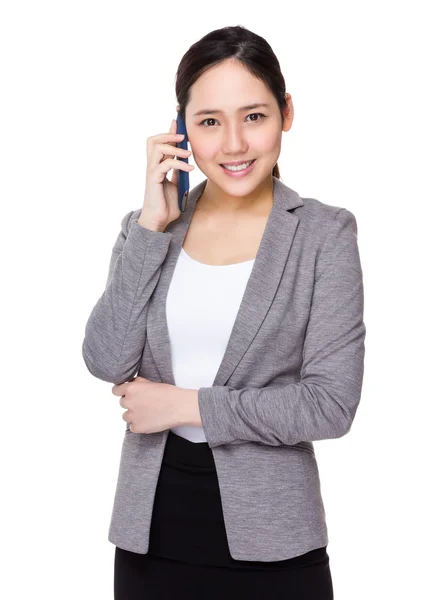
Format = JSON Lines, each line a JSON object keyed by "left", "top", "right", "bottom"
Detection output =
{"left": 112, "top": 376, "right": 184, "bottom": 434}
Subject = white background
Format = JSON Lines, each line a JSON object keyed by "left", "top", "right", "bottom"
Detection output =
{"left": 1, "top": 1, "right": 446, "bottom": 598}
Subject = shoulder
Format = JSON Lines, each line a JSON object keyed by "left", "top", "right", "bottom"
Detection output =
{"left": 299, "top": 193, "right": 356, "bottom": 223}
{"left": 276, "top": 178, "right": 358, "bottom": 237}
{"left": 291, "top": 193, "right": 359, "bottom": 244}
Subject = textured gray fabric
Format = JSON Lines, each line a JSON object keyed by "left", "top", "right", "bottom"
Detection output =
{"left": 82, "top": 177, "right": 366, "bottom": 561}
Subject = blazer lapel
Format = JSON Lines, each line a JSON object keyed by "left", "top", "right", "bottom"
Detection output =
{"left": 146, "top": 177, "right": 304, "bottom": 387}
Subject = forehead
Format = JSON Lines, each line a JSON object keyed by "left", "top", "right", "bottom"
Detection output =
{"left": 188, "top": 60, "right": 273, "bottom": 112}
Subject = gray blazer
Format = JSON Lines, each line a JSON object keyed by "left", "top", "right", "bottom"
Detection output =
{"left": 82, "top": 176, "right": 366, "bottom": 561}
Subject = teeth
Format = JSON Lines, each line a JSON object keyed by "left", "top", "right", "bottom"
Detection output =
{"left": 222, "top": 160, "right": 254, "bottom": 171}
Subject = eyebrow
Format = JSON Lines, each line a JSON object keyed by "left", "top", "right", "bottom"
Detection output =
{"left": 192, "top": 103, "right": 271, "bottom": 117}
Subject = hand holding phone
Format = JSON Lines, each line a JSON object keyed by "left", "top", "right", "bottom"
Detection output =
{"left": 139, "top": 118, "right": 194, "bottom": 231}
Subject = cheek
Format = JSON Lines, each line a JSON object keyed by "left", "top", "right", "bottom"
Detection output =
{"left": 254, "top": 127, "right": 281, "bottom": 154}
{"left": 187, "top": 133, "right": 219, "bottom": 161}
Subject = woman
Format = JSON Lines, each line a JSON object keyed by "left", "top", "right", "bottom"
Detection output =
{"left": 82, "top": 25, "right": 366, "bottom": 599}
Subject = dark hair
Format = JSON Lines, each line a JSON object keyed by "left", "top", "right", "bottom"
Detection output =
{"left": 175, "top": 25, "right": 287, "bottom": 180}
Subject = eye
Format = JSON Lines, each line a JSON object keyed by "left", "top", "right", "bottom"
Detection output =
{"left": 247, "top": 112, "right": 265, "bottom": 123}
{"left": 199, "top": 118, "right": 218, "bottom": 127}
{"left": 199, "top": 113, "right": 266, "bottom": 127}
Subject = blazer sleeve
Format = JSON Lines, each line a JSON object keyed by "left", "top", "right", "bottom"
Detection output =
{"left": 197, "top": 208, "right": 367, "bottom": 448}
{"left": 81, "top": 210, "right": 173, "bottom": 384}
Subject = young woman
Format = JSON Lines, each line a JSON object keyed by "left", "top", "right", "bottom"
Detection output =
{"left": 82, "top": 25, "right": 366, "bottom": 600}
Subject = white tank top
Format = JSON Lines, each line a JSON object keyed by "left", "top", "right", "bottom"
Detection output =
{"left": 167, "top": 247, "right": 255, "bottom": 442}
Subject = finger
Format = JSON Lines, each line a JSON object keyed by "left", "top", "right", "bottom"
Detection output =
{"left": 166, "top": 119, "right": 179, "bottom": 152}
{"left": 163, "top": 120, "right": 176, "bottom": 160}
{"left": 157, "top": 157, "right": 194, "bottom": 178}
{"left": 147, "top": 131, "right": 184, "bottom": 146}
{"left": 151, "top": 124, "right": 184, "bottom": 169}
{"left": 148, "top": 144, "right": 190, "bottom": 174}
{"left": 146, "top": 131, "right": 185, "bottom": 163}
{"left": 156, "top": 144, "right": 190, "bottom": 176}
{"left": 170, "top": 160, "right": 178, "bottom": 187}
{"left": 155, "top": 143, "right": 190, "bottom": 158}
{"left": 160, "top": 122, "right": 173, "bottom": 164}
{"left": 112, "top": 382, "right": 129, "bottom": 396}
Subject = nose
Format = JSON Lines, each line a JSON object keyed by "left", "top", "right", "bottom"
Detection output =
{"left": 221, "top": 122, "right": 248, "bottom": 155}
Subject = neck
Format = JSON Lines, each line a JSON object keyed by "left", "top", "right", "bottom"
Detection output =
{"left": 198, "top": 175, "right": 274, "bottom": 215}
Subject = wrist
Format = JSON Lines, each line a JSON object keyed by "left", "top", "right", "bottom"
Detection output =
{"left": 176, "top": 388, "right": 202, "bottom": 427}
{"left": 136, "top": 218, "right": 166, "bottom": 232}
{"left": 137, "top": 208, "right": 167, "bottom": 232}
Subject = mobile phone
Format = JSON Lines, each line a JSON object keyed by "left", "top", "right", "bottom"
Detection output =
{"left": 176, "top": 113, "right": 190, "bottom": 212}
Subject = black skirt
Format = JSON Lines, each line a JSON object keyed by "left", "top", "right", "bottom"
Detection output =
{"left": 114, "top": 430, "right": 334, "bottom": 599}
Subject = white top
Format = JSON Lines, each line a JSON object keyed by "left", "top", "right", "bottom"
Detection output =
{"left": 168, "top": 247, "right": 255, "bottom": 442}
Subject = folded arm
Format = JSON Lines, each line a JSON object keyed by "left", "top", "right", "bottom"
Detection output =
{"left": 197, "top": 208, "right": 366, "bottom": 448}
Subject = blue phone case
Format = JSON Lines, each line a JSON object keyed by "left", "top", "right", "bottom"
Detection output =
{"left": 176, "top": 114, "right": 190, "bottom": 212}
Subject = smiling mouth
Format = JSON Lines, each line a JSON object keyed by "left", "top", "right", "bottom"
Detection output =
{"left": 220, "top": 159, "right": 256, "bottom": 170}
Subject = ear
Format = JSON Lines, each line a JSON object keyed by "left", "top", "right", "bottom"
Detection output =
{"left": 282, "top": 93, "right": 294, "bottom": 132}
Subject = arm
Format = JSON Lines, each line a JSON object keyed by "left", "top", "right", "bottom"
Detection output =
{"left": 82, "top": 210, "right": 173, "bottom": 384}
{"left": 196, "top": 208, "right": 366, "bottom": 448}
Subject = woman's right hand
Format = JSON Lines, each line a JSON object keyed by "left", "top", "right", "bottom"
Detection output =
{"left": 140, "top": 118, "right": 195, "bottom": 231}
